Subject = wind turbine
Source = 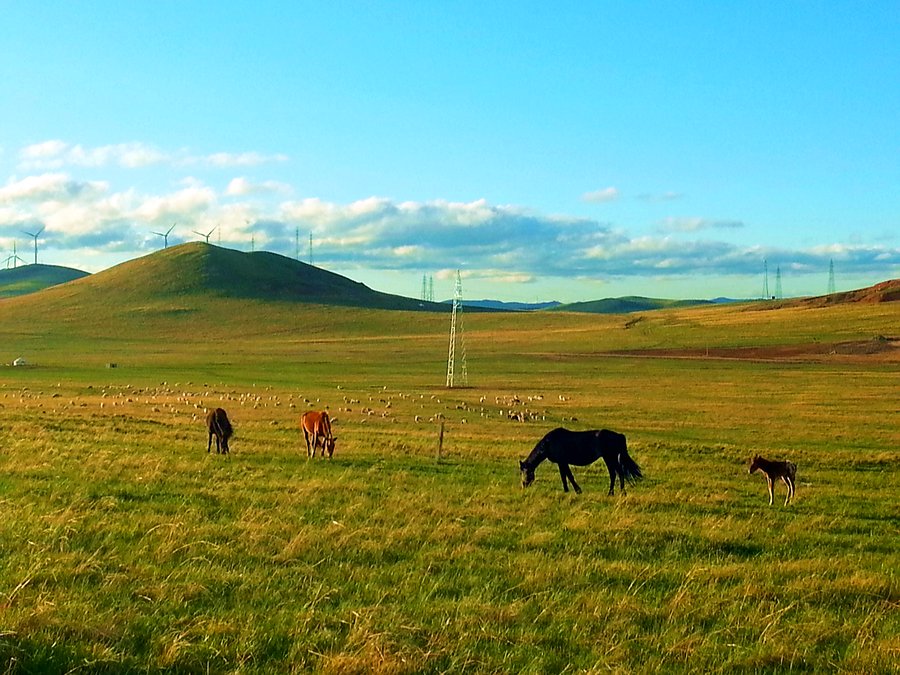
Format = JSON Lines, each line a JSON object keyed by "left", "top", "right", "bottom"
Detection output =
{"left": 5, "top": 242, "right": 26, "bottom": 269}
{"left": 153, "top": 223, "right": 176, "bottom": 248}
{"left": 22, "top": 225, "right": 45, "bottom": 264}
{"left": 193, "top": 225, "right": 218, "bottom": 244}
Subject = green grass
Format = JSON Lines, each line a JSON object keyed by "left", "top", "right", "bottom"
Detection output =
{"left": 0, "top": 281, "right": 898, "bottom": 672}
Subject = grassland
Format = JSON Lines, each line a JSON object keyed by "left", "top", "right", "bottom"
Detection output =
{"left": 1, "top": 290, "right": 898, "bottom": 673}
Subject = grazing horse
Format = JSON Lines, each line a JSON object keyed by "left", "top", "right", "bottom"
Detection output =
{"left": 520, "top": 427, "right": 643, "bottom": 494}
{"left": 749, "top": 455, "right": 796, "bottom": 506}
{"left": 206, "top": 408, "right": 233, "bottom": 455}
{"left": 300, "top": 410, "right": 335, "bottom": 459}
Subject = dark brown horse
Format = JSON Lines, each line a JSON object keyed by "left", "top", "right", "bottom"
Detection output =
{"left": 520, "top": 427, "right": 643, "bottom": 494}
{"left": 300, "top": 410, "right": 335, "bottom": 459}
{"left": 749, "top": 455, "right": 796, "bottom": 506}
{"left": 206, "top": 408, "right": 233, "bottom": 454}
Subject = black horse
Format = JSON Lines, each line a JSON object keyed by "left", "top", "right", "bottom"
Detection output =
{"left": 519, "top": 427, "right": 643, "bottom": 494}
{"left": 206, "top": 407, "right": 233, "bottom": 454}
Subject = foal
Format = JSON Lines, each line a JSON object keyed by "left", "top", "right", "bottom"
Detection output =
{"left": 206, "top": 408, "right": 233, "bottom": 455}
{"left": 749, "top": 455, "right": 796, "bottom": 506}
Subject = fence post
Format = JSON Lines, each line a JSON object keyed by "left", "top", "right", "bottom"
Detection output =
{"left": 437, "top": 421, "right": 445, "bottom": 462}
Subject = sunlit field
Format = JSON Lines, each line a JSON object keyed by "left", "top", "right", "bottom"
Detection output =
{"left": 1, "top": 298, "right": 898, "bottom": 673}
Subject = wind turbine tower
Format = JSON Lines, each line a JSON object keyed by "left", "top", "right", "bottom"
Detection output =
{"left": 153, "top": 223, "right": 175, "bottom": 248}
{"left": 23, "top": 225, "right": 45, "bottom": 264}
{"left": 446, "top": 270, "right": 469, "bottom": 388}
{"left": 308, "top": 232, "right": 313, "bottom": 265}
{"left": 827, "top": 259, "right": 836, "bottom": 295}
{"left": 193, "top": 225, "right": 217, "bottom": 243}
{"left": 5, "top": 242, "right": 26, "bottom": 269}
{"left": 762, "top": 259, "right": 770, "bottom": 299}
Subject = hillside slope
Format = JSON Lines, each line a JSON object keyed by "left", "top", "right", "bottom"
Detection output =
{"left": 551, "top": 296, "right": 713, "bottom": 314}
{"left": 0, "top": 264, "right": 89, "bottom": 298}
{"left": 796, "top": 278, "right": 900, "bottom": 307}
{"left": 0, "top": 243, "right": 446, "bottom": 312}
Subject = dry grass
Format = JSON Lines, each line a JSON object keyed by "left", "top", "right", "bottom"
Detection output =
{"left": 0, "top": 297, "right": 898, "bottom": 672}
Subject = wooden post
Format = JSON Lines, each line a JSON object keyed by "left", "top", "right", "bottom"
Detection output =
{"left": 437, "top": 421, "right": 445, "bottom": 462}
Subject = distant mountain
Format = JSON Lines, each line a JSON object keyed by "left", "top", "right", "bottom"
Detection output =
{"left": 455, "top": 299, "right": 562, "bottom": 311}
{"left": 0, "top": 243, "right": 448, "bottom": 312}
{"left": 549, "top": 296, "right": 714, "bottom": 314}
{"left": 0, "top": 264, "right": 89, "bottom": 298}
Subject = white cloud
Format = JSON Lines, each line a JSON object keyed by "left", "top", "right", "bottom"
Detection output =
{"left": 225, "top": 177, "right": 292, "bottom": 196}
{"left": 660, "top": 217, "right": 745, "bottom": 232}
{"left": 582, "top": 186, "right": 620, "bottom": 203}
{"left": 201, "top": 151, "right": 289, "bottom": 168}
{"left": 134, "top": 185, "right": 217, "bottom": 222}
{"left": 2, "top": 160, "right": 898, "bottom": 296}
{"left": 0, "top": 173, "right": 109, "bottom": 203}
{"left": 17, "top": 140, "right": 289, "bottom": 171}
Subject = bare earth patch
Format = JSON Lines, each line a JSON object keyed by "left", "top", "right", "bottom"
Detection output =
{"left": 611, "top": 336, "right": 900, "bottom": 363}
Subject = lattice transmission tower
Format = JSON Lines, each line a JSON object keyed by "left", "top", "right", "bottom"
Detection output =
{"left": 446, "top": 270, "right": 468, "bottom": 388}
{"left": 421, "top": 274, "right": 435, "bottom": 302}
{"left": 827, "top": 259, "right": 836, "bottom": 295}
{"left": 775, "top": 266, "right": 783, "bottom": 300}
{"left": 762, "top": 259, "right": 770, "bottom": 299}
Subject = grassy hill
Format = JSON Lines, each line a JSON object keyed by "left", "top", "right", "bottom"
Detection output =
{"left": 0, "top": 263, "right": 89, "bottom": 298}
{"left": 25, "top": 242, "right": 446, "bottom": 310}
{"left": 551, "top": 296, "right": 714, "bottom": 314}
{"left": 0, "top": 243, "right": 449, "bottom": 330}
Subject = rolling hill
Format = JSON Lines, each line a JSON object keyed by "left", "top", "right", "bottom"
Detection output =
{"left": 0, "top": 263, "right": 89, "bottom": 298}
{"left": 550, "top": 296, "right": 714, "bottom": 314}
{"left": 0, "top": 243, "right": 447, "bottom": 313}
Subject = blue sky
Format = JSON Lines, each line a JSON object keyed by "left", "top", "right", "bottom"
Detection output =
{"left": 1, "top": 1, "right": 897, "bottom": 302}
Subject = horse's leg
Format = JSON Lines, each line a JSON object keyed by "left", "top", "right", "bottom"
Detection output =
{"left": 766, "top": 475, "right": 774, "bottom": 506}
{"left": 207, "top": 431, "right": 213, "bottom": 453}
{"left": 304, "top": 431, "right": 312, "bottom": 459}
{"left": 557, "top": 464, "right": 570, "bottom": 492}
{"left": 566, "top": 466, "right": 582, "bottom": 494}
{"left": 606, "top": 462, "right": 616, "bottom": 496}
{"left": 782, "top": 476, "right": 792, "bottom": 505}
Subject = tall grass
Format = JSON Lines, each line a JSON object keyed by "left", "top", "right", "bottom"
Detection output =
{"left": 0, "top": 300, "right": 898, "bottom": 672}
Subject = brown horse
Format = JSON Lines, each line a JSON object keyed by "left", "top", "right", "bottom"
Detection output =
{"left": 749, "top": 455, "right": 796, "bottom": 506}
{"left": 300, "top": 410, "right": 335, "bottom": 459}
{"left": 206, "top": 408, "right": 233, "bottom": 454}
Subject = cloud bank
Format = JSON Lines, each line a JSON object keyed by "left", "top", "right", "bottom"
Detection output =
{"left": 2, "top": 140, "right": 898, "bottom": 299}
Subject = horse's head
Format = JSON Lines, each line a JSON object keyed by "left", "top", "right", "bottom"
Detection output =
{"left": 324, "top": 436, "right": 336, "bottom": 458}
{"left": 520, "top": 460, "right": 535, "bottom": 488}
{"left": 749, "top": 456, "right": 760, "bottom": 474}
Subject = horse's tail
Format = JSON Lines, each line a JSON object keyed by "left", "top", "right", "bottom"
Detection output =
{"left": 617, "top": 436, "right": 643, "bottom": 484}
